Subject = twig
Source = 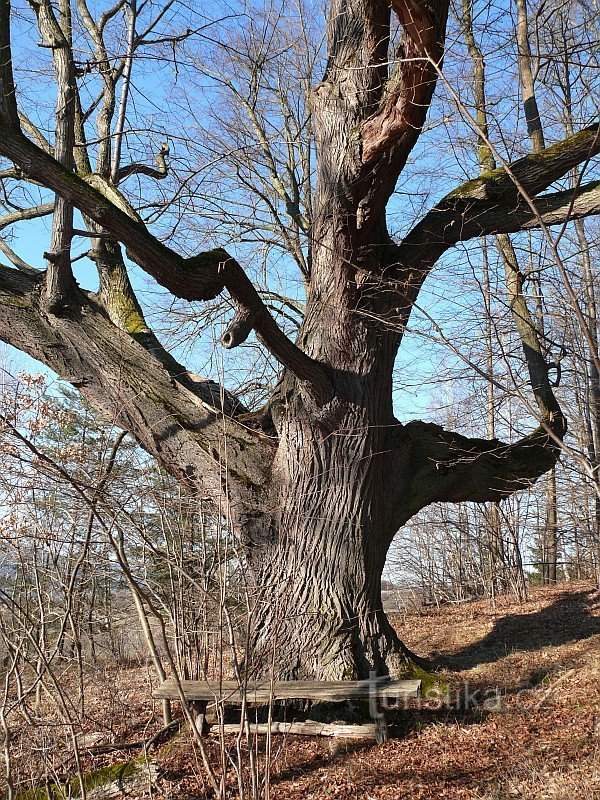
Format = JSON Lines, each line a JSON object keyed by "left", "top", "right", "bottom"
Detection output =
{"left": 87, "top": 719, "right": 181, "bottom": 754}
{"left": 534, "top": 668, "right": 576, "bottom": 709}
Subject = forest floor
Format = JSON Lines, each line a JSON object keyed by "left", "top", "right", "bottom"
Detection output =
{"left": 9, "top": 581, "right": 600, "bottom": 799}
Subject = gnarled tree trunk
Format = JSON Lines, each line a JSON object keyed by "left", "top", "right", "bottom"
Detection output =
{"left": 250, "top": 387, "right": 408, "bottom": 679}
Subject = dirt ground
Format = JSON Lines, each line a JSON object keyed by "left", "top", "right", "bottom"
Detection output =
{"left": 8, "top": 581, "right": 600, "bottom": 799}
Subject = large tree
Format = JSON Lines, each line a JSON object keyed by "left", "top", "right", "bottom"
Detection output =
{"left": 0, "top": 0, "right": 599, "bottom": 679}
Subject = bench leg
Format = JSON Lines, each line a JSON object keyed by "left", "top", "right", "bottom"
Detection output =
{"left": 374, "top": 713, "right": 388, "bottom": 744}
{"left": 189, "top": 700, "right": 209, "bottom": 736}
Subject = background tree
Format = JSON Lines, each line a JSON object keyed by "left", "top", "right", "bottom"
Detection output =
{"left": 1, "top": 0, "right": 599, "bottom": 680}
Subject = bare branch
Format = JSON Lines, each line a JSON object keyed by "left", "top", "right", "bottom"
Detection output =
{"left": 402, "top": 179, "right": 600, "bottom": 264}
{"left": 115, "top": 142, "right": 170, "bottom": 184}
{"left": 0, "top": 0, "right": 19, "bottom": 129}
{"left": 110, "top": 0, "right": 137, "bottom": 182}
{"left": 391, "top": 125, "right": 600, "bottom": 298}
{"left": 0, "top": 264, "right": 274, "bottom": 494}
{"left": 98, "top": 0, "right": 127, "bottom": 35}
{"left": 444, "top": 123, "right": 600, "bottom": 203}
{"left": 0, "top": 238, "right": 38, "bottom": 273}
{"left": 0, "top": 128, "right": 225, "bottom": 296}
{"left": 76, "top": 0, "right": 117, "bottom": 174}
{"left": 0, "top": 200, "right": 53, "bottom": 273}
{"left": 0, "top": 128, "right": 333, "bottom": 402}
{"left": 18, "top": 112, "right": 53, "bottom": 154}
{"left": 0, "top": 201, "right": 54, "bottom": 231}
{"left": 236, "top": 85, "right": 310, "bottom": 233}
{"left": 461, "top": 0, "right": 562, "bottom": 431}
{"left": 133, "top": 0, "right": 176, "bottom": 45}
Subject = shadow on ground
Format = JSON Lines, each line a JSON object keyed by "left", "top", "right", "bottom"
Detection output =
{"left": 442, "top": 588, "right": 599, "bottom": 671}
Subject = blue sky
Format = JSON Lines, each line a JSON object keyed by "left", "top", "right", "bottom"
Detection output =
{"left": 3, "top": 0, "right": 598, "bottom": 428}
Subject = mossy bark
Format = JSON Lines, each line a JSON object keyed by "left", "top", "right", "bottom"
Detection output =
{"left": 15, "top": 755, "right": 153, "bottom": 800}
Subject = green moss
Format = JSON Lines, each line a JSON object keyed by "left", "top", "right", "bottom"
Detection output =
{"left": 15, "top": 756, "right": 146, "bottom": 799}
{"left": 404, "top": 663, "right": 450, "bottom": 701}
{"left": 104, "top": 287, "right": 149, "bottom": 335}
{"left": 446, "top": 172, "right": 497, "bottom": 199}
{"left": 84, "top": 758, "right": 142, "bottom": 792}
{"left": 447, "top": 123, "right": 599, "bottom": 201}
{"left": 122, "top": 307, "right": 149, "bottom": 334}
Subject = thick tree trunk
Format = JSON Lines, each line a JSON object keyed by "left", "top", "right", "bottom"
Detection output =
{"left": 241, "top": 178, "right": 413, "bottom": 675}
{"left": 242, "top": 232, "right": 426, "bottom": 679}
{"left": 248, "top": 407, "right": 410, "bottom": 680}
{"left": 249, "top": 520, "right": 406, "bottom": 680}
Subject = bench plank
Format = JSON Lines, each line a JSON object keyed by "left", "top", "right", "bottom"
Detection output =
{"left": 152, "top": 678, "right": 421, "bottom": 704}
{"left": 215, "top": 721, "right": 379, "bottom": 739}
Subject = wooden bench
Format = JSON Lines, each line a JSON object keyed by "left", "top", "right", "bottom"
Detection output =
{"left": 152, "top": 677, "right": 421, "bottom": 743}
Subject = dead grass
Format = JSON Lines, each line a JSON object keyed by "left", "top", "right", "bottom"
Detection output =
{"left": 7, "top": 582, "right": 600, "bottom": 799}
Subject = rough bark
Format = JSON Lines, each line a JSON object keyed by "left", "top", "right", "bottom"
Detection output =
{"left": 33, "top": 0, "right": 79, "bottom": 313}
{"left": 542, "top": 468, "right": 558, "bottom": 583}
{"left": 0, "top": 267, "right": 274, "bottom": 512}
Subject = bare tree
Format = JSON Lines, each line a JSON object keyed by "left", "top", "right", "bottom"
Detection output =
{"left": 1, "top": 0, "right": 600, "bottom": 680}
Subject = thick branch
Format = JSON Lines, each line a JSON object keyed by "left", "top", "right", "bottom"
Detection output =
{"left": 222, "top": 307, "right": 254, "bottom": 349}
{"left": 0, "top": 3, "right": 328, "bottom": 393}
{"left": 218, "top": 255, "right": 334, "bottom": 404}
{"left": 384, "top": 180, "right": 600, "bottom": 338}
{"left": 0, "top": 129, "right": 332, "bottom": 402}
{"left": 0, "top": 201, "right": 54, "bottom": 273}
{"left": 0, "top": 264, "right": 274, "bottom": 495}
{"left": 401, "top": 417, "right": 564, "bottom": 519}
{"left": 361, "top": 0, "right": 450, "bottom": 165}
{"left": 313, "top": 0, "right": 449, "bottom": 233}
{"left": 390, "top": 126, "right": 600, "bottom": 295}
{"left": 91, "top": 234, "right": 246, "bottom": 418}
{"left": 0, "top": 128, "right": 212, "bottom": 290}
{"left": 445, "top": 123, "right": 600, "bottom": 202}
{"left": 402, "top": 180, "right": 600, "bottom": 262}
